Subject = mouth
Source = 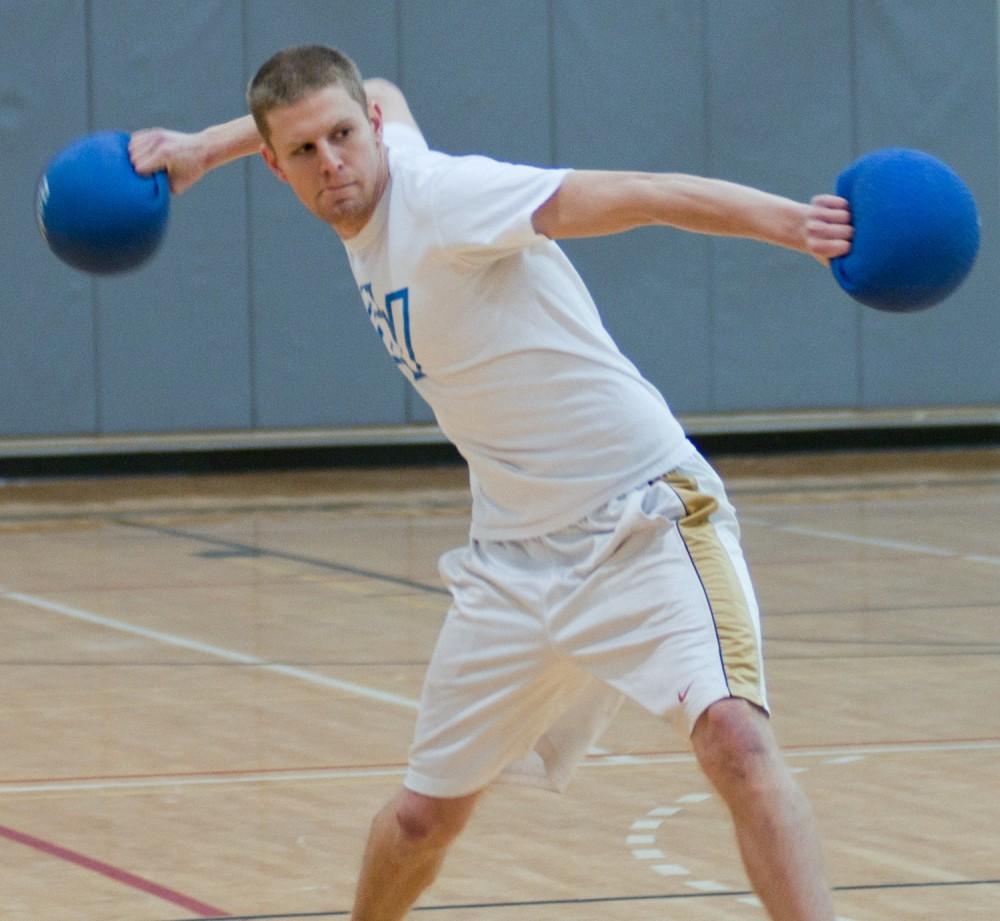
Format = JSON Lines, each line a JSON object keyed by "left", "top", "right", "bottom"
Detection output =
{"left": 319, "top": 182, "right": 355, "bottom": 198}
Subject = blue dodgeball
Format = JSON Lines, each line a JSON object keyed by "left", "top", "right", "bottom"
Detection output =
{"left": 831, "top": 148, "right": 979, "bottom": 312}
{"left": 36, "top": 131, "right": 170, "bottom": 275}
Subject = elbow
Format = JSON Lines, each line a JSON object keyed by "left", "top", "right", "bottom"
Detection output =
{"left": 363, "top": 77, "right": 421, "bottom": 132}
{"left": 364, "top": 78, "right": 407, "bottom": 110}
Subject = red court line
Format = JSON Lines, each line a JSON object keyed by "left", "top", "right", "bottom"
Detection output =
{"left": 0, "top": 822, "right": 230, "bottom": 918}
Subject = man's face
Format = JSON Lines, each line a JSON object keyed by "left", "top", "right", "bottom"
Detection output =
{"left": 261, "top": 84, "right": 387, "bottom": 239}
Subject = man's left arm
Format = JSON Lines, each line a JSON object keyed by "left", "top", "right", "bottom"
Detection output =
{"left": 531, "top": 170, "right": 852, "bottom": 265}
{"left": 363, "top": 78, "right": 428, "bottom": 145}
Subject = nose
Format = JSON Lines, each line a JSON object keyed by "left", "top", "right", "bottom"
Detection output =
{"left": 316, "top": 138, "right": 342, "bottom": 174}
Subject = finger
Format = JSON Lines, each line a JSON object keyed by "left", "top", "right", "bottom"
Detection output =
{"left": 809, "top": 196, "right": 852, "bottom": 228}
{"left": 128, "top": 138, "right": 154, "bottom": 172}
{"left": 128, "top": 130, "right": 169, "bottom": 173}
{"left": 810, "top": 193, "right": 849, "bottom": 209}
{"left": 131, "top": 146, "right": 168, "bottom": 176}
{"left": 128, "top": 129, "right": 158, "bottom": 156}
{"left": 810, "top": 239, "right": 852, "bottom": 264}
{"left": 807, "top": 218, "right": 854, "bottom": 240}
{"left": 810, "top": 206, "right": 852, "bottom": 226}
{"left": 130, "top": 154, "right": 160, "bottom": 175}
{"left": 817, "top": 238, "right": 852, "bottom": 255}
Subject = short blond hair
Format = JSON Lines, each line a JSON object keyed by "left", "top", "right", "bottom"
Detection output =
{"left": 248, "top": 45, "right": 367, "bottom": 143}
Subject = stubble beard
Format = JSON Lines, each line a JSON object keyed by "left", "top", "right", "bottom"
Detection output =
{"left": 325, "top": 147, "right": 388, "bottom": 239}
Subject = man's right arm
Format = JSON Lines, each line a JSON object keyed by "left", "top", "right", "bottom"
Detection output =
{"left": 131, "top": 78, "right": 421, "bottom": 194}
{"left": 129, "top": 115, "right": 261, "bottom": 194}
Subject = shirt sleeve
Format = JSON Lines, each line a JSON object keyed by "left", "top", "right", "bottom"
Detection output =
{"left": 427, "top": 154, "right": 570, "bottom": 259}
{"left": 383, "top": 121, "right": 430, "bottom": 155}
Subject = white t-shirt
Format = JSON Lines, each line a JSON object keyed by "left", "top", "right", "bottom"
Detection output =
{"left": 343, "top": 123, "right": 693, "bottom": 540}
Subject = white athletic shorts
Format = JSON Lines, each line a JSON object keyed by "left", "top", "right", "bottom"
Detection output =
{"left": 404, "top": 450, "right": 768, "bottom": 798}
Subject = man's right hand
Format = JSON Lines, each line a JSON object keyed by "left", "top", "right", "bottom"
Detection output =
{"left": 129, "top": 128, "right": 209, "bottom": 195}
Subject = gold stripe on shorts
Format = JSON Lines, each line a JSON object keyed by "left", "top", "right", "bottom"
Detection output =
{"left": 665, "top": 473, "right": 766, "bottom": 710}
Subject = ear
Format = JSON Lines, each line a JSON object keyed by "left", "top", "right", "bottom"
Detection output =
{"left": 260, "top": 143, "right": 287, "bottom": 182}
{"left": 368, "top": 99, "right": 384, "bottom": 144}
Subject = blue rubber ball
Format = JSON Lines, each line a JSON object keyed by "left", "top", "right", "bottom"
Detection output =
{"left": 831, "top": 148, "right": 979, "bottom": 312}
{"left": 36, "top": 131, "right": 170, "bottom": 275}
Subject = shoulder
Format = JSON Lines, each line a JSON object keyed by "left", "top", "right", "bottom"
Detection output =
{"left": 387, "top": 145, "right": 567, "bottom": 248}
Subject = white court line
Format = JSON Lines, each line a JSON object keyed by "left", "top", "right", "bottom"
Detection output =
{"left": 652, "top": 864, "right": 690, "bottom": 876}
{"left": 0, "top": 589, "right": 420, "bottom": 711}
{"left": 787, "top": 740, "right": 1000, "bottom": 756}
{"left": 580, "top": 739, "right": 1000, "bottom": 771}
{"left": 3, "top": 739, "right": 996, "bottom": 796}
{"left": 685, "top": 879, "right": 729, "bottom": 892}
{"left": 0, "top": 767, "right": 407, "bottom": 795}
{"left": 648, "top": 806, "right": 682, "bottom": 816}
{"left": 630, "top": 819, "right": 663, "bottom": 830}
{"left": 740, "top": 518, "right": 1000, "bottom": 566}
{"left": 676, "top": 792, "right": 712, "bottom": 804}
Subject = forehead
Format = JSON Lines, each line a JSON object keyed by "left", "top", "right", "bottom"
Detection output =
{"left": 268, "top": 84, "right": 367, "bottom": 148}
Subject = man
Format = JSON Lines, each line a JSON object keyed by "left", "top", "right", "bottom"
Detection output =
{"left": 131, "top": 45, "right": 852, "bottom": 921}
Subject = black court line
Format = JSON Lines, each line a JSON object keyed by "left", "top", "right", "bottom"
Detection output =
{"left": 10, "top": 515, "right": 995, "bottom": 664}
{"left": 766, "top": 599, "right": 1000, "bottom": 617}
{"left": 0, "top": 471, "right": 996, "bottom": 528}
{"left": 766, "top": 648, "right": 1000, "bottom": 661}
{"left": 116, "top": 520, "right": 450, "bottom": 598}
{"left": 766, "top": 635, "right": 1000, "bottom": 650}
{"left": 766, "top": 649, "right": 1000, "bottom": 660}
{"left": 727, "top": 473, "right": 1000, "bottom": 498}
{"left": 161, "top": 878, "right": 1000, "bottom": 921}
{"left": 0, "top": 497, "right": 470, "bottom": 526}
{"left": 10, "top": 512, "right": 997, "bottom": 665}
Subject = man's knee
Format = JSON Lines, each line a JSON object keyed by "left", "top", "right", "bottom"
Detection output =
{"left": 392, "top": 788, "right": 481, "bottom": 848}
{"left": 691, "top": 698, "right": 778, "bottom": 790}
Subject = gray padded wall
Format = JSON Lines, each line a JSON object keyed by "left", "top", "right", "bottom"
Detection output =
{"left": 552, "top": 0, "right": 715, "bottom": 412}
{"left": 1, "top": 0, "right": 997, "bottom": 440}
{"left": 854, "top": 1, "right": 1000, "bottom": 407}
{"left": 1, "top": 1, "right": 95, "bottom": 436}
{"left": 90, "top": 0, "right": 252, "bottom": 432}
{"left": 706, "top": 1, "right": 858, "bottom": 411}
{"left": 245, "top": 0, "right": 409, "bottom": 429}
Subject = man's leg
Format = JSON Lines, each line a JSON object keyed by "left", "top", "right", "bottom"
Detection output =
{"left": 351, "top": 787, "right": 481, "bottom": 921}
{"left": 691, "top": 698, "right": 835, "bottom": 921}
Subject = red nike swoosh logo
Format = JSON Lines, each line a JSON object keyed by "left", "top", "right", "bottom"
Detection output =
{"left": 678, "top": 682, "right": 694, "bottom": 703}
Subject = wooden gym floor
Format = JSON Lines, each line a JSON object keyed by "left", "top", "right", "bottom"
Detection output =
{"left": 0, "top": 447, "right": 997, "bottom": 921}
